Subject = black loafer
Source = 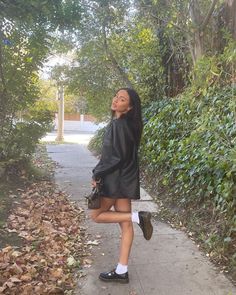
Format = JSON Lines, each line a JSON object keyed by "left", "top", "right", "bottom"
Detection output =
{"left": 138, "top": 211, "right": 153, "bottom": 240}
{"left": 99, "top": 269, "right": 129, "bottom": 284}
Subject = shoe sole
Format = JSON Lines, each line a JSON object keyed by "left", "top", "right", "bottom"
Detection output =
{"left": 142, "top": 212, "right": 153, "bottom": 240}
{"left": 99, "top": 275, "right": 129, "bottom": 284}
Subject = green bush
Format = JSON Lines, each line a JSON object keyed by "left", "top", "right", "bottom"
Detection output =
{"left": 141, "top": 86, "right": 236, "bottom": 208}
{"left": 0, "top": 109, "right": 53, "bottom": 163}
{"left": 88, "top": 126, "right": 106, "bottom": 156}
{"left": 141, "top": 85, "right": 236, "bottom": 269}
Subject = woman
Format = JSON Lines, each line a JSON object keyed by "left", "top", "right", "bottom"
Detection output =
{"left": 90, "top": 88, "right": 153, "bottom": 284}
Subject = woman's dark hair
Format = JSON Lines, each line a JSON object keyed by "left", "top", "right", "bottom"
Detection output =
{"left": 113, "top": 87, "right": 143, "bottom": 146}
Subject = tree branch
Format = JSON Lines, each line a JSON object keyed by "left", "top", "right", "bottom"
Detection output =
{"left": 200, "top": 0, "right": 218, "bottom": 31}
{"left": 149, "top": 13, "right": 190, "bottom": 34}
{"left": 102, "top": 23, "right": 133, "bottom": 88}
{"left": 0, "top": 44, "right": 6, "bottom": 89}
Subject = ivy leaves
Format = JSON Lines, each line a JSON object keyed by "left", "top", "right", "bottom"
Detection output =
{"left": 140, "top": 85, "right": 236, "bottom": 273}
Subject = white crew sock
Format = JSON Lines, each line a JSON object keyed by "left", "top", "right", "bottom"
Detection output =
{"left": 131, "top": 212, "right": 140, "bottom": 224}
{"left": 115, "top": 263, "right": 128, "bottom": 274}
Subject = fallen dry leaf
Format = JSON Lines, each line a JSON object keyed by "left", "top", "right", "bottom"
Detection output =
{"left": 9, "top": 263, "right": 23, "bottom": 275}
{"left": 20, "top": 274, "right": 32, "bottom": 282}
{"left": 83, "top": 258, "right": 92, "bottom": 265}
{"left": 86, "top": 240, "right": 100, "bottom": 246}
{"left": 0, "top": 181, "right": 88, "bottom": 294}
{"left": 50, "top": 268, "right": 64, "bottom": 279}
{"left": 9, "top": 277, "right": 21, "bottom": 283}
{"left": 48, "top": 286, "right": 64, "bottom": 294}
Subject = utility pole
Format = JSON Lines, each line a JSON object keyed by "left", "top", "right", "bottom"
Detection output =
{"left": 56, "top": 85, "right": 64, "bottom": 141}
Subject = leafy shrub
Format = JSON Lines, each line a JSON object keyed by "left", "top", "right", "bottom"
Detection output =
{"left": 142, "top": 86, "right": 236, "bottom": 204}
{"left": 0, "top": 109, "right": 53, "bottom": 163}
{"left": 88, "top": 126, "right": 106, "bottom": 156}
{"left": 190, "top": 39, "right": 236, "bottom": 95}
{"left": 141, "top": 85, "right": 236, "bottom": 270}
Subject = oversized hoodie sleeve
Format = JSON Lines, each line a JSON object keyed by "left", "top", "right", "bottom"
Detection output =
{"left": 92, "top": 118, "right": 131, "bottom": 180}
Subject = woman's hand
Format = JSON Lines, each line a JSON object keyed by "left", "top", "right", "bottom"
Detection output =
{"left": 91, "top": 179, "right": 97, "bottom": 187}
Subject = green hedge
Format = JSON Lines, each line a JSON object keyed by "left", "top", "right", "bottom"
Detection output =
{"left": 141, "top": 85, "right": 236, "bottom": 271}
{"left": 88, "top": 126, "right": 106, "bottom": 156}
{"left": 141, "top": 86, "right": 236, "bottom": 214}
{"left": 0, "top": 109, "right": 53, "bottom": 164}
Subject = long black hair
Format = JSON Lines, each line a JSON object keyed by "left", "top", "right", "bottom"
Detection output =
{"left": 113, "top": 87, "right": 143, "bottom": 146}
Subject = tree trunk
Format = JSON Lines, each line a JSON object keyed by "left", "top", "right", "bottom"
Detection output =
{"left": 194, "top": 31, "right": 204, "bottom": 62}
{"left": 213, "top": 0, "right": 236, "bottom": 52}
{"left": 0, "top": 29, "right": 8, "bottom": 124}
{"left": 189, "top": 0, "right": 218, "bottom": 63}
{"left": 224, "top": 0, "right": 236, "bottom": 39}
{"left": 189, "top": 0, "right": 203, "bottom": 63}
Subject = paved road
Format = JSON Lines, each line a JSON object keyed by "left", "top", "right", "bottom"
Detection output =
{"left": 46, "top": 131, "right": 236, "bottom": 295}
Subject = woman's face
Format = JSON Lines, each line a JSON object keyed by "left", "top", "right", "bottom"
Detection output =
{"left": 111, "top": 90, "right": 132, "bottom": 117}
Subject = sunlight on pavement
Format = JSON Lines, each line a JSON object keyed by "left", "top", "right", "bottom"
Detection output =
{"left": 41, "top": 132, "right": 94, "bottom": 145}
{"left": 41, "top": 121, "right": 106, "bottom": 145}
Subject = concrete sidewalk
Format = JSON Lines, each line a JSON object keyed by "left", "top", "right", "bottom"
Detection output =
{"left": 46, "top": 140, "right": 236, "bottom": 295}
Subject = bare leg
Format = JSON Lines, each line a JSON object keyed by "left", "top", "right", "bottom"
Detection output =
{"left": 89, "top": 197, "right": 133, "bottom": 267}
{"left": 114, "top": 199, "right": 133, "bottom": 266}
{"left": 90, "top": 197, "right": 132, "bottom": 223}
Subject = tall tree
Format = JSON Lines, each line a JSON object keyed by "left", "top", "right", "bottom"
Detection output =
{"left": 0, "top": 0, "right": 83, "bottom": 161}
{"left": 189, "top": 0, "right": 218, "bottom": 63}
{"left": 222, "top": 0, "right": 236, "bottom": 39}
{"left": 67, "top": 0, "right": 165, "bottom": 118}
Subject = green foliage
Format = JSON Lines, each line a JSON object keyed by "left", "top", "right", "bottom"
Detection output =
{"left": 36, "top": 78, "right": 80, "bottom": 114}
{"left": 35, "top": 79, "right": 58, "bottom": 113}
{"left": 67, "top": 22, "right": 165, "bottom": 118}
{"left": 0, "top": 109, "right": 53, "bottom": 162}
{"left": 0, "top": 1, "right": 83, "bottom": 167}
{"left": 141, "top": 85, "right": 236, "bottom": 268}
{"left": 66, "top": 2, "right": 166, "bottom": 119}
{"left": 66, "top": 0, "right": 132, "bottom": 119}
{"left": 190, "top": 39, "right": 236, "bottom": 95}
{"left": 67, "top": 39, "right": 114, "bottom": 120}
{"left": 62, "top": 0, "right": 236, "bottom": 120}
{"left": 88, "top": 126, "right": 107, "bottom": 156}
{"left": 110, "top": 21, "right": 165, "bottom": 102}
{"left": 0, "top": 0, "right": 83, "bottom": 31}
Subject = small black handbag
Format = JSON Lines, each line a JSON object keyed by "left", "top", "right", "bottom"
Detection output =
{"left": 86, "top": 180, "right": 103, "bottom": 209}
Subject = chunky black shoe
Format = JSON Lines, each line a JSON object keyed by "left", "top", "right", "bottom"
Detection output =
{"left": 138, "top": 211, "right": 153, "bottom": 240}
{"left": 99, "top": 269, "right": 129, "bottom": 284}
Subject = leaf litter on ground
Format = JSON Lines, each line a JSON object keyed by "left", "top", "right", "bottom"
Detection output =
{"left": 0, "top": 181, "right": 90, "bottom": 294}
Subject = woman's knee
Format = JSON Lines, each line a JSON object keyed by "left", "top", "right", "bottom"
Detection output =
{"left": 120, "top": 221, "right": 133, "bottom": 231}
{"left": 89, "top": 197, "right": 114, "bottom": 222}
{"left": 89, "top": 210, "right": 100, "bottom": 222}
